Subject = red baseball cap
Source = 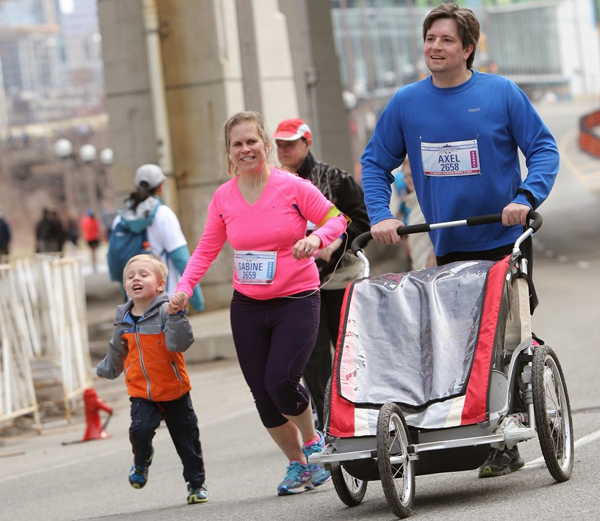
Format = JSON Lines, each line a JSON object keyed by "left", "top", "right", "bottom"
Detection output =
{"left": 272, "top": 118, "right": 312, "bottom": 146}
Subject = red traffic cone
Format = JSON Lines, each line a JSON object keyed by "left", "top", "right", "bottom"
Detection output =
{"left": 81, "top": 388, "right": 112, "bottom": 441}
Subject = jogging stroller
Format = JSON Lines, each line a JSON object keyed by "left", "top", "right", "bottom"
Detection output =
{"left": 310, "top": 212, "right": 574, "bottom": 519}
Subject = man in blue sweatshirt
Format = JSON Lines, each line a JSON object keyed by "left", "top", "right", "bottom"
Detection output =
{"left": 360, "top": 3, "right": 559, "bottom": 477}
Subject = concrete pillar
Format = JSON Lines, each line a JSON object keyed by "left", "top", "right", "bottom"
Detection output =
{"left": 279, "top": 0, "right": 354, "bottom": 174}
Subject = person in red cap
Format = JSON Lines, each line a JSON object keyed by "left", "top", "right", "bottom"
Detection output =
{"left": 273, "top": 117, "right": 370, "bottom": 431}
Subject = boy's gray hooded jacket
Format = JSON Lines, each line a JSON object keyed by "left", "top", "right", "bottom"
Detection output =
{"left": 96, "top": 293, "right": 194, "bottom": 401}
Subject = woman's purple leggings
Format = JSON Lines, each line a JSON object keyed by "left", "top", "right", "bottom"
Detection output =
{"left": 230, "top": 291, "right": 320, "bottom": 428}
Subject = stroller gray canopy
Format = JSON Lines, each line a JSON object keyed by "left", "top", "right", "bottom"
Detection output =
{"left": 337, "top": 260, "right": 495, "bottom": 408}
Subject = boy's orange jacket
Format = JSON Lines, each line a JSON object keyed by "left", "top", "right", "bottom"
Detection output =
{"left": 96, "top": 293, "right": 194, "bottom": 402}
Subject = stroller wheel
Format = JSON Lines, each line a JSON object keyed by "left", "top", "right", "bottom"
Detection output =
{"left": 376, "top": 402, "right": 415, "bottom": 519}
{"left": 532, "top": 345, "right": 574, "bottom": 482}
{"left": 331, "top": 465, "right": 368, "bottom": 506}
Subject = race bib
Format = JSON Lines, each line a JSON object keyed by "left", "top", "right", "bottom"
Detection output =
{"left": 234, "top": 250, "right": 277, "bottom": 284}
{"left": 421, "top": 139, "right": 480, "bottom": 177}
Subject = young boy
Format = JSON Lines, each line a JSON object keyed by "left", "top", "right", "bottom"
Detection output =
{"left": 96, "top": 254, "right": 208, "bottom": 504}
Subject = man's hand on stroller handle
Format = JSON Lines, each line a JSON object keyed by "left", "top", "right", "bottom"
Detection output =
{"left": 371, "top": 218, "right": 405, "bottom": 245}
{"left": 502, "top": 203, "right": 532, "bottom": 227}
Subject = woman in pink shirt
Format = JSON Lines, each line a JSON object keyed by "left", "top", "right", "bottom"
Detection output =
{"left": 168, "top": 111, "right": 348, "bottom": 496}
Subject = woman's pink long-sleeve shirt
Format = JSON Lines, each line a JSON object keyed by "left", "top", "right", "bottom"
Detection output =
{"left": 176, "top": 167, "right": 348, "bottom": 300}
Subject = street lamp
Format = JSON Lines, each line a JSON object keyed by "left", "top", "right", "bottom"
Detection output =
{"left": 99, "top": 148, "right": 113, "bottom": 167}
{"left": 98, "top": 147, "right": 114, "bottom": 201}
{"left": 79, "top": 144, "right": 97, "bottom": 164}
{"left": 54, "top": 138, "right": 76, "bottom": 210}
{"left": 54, "top": 138, "right": 73, "bottom": 158}
{"left": 79, "top": 144, "right": 99, "bottom": 213}
{"left": 54, "top": 139, "right": 102, "bottom": 214}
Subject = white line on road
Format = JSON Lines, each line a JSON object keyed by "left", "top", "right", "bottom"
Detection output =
{"left": 524, "top": 427, "right": 600, "bottom": 470}
{"left": 3, "top": 412, "right": 598, "bottom": 484}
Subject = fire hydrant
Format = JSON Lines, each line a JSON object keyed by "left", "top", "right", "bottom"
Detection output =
{"left": 81, "top": 388, "right": 112, "bottom": 441}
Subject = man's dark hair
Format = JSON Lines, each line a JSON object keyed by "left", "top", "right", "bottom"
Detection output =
{"left": 422, "top": 3, "right": 480, "bottom": 70}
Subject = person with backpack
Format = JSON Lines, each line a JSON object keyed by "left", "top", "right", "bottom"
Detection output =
{"left": 108, "top": 164, "right": 204, "bottom": 311}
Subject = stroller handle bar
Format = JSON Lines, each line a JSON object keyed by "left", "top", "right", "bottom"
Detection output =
{"left": 351, "top": 211, "right": 543, "bottom": 255}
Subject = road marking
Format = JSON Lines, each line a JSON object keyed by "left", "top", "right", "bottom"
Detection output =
{"left": 524, "top": 427, "right": 600, "bottom": 470}
{"left": 0, "top": 406, "right": 256, "bottom": 484}
{"left": 2, "top": 408, "right": 597, "bottom": 483}
{"left": 559, "top": 130, "right": 600, "bottom": 191}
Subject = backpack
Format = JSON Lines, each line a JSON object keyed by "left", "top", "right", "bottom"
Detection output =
{"left": 107, "top": 202, "right": 161, "bottom": 283}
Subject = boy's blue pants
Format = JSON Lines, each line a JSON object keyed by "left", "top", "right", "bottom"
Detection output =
{"left": 129, "top": 392, "right": 205, "bottom": 488}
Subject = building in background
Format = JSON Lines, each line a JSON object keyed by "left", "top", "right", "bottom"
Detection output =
{"left": 0, "top": 0, "right": 104, "bottom": 127}
{"left": 58, "top": 0, "right": 104, "bottom": 113}
{"left": 0, "top": 0, "right": 109, "bottom": 254}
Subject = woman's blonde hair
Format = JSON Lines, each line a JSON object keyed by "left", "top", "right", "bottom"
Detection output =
{"left": 123, "top": 254, "right": 168, "bottom": 286}
{"left": 222, "top": 111, "right": 273, "bottom": 176}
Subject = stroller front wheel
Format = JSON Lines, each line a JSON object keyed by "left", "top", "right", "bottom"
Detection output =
{"left": 532, "top": 345, "right": 574, "bottom": 482}
{"left": 376, "top": 402, "right": 415, "bottom": 519}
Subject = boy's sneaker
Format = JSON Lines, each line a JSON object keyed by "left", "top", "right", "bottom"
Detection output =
{"left": 128, "top": 447, "right": 154, "bottom": 489}
{"left": 187, "top": 483, "right": 209, "bottom": 504}
{"left": 302, "top": 431, "right": 331, "bottom": 488}
{"left": 277, "top": 461, "right": 311, "bottom": 496}
{"left": 478, "top": 447, "right": 524, "bottom": 478}
{"left": 129, "top": 465, "right": 149, "bottom": 489}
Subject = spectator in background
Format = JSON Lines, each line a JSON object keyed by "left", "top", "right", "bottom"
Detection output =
{"left": 35, "top": 208, "right": 63, "bottom": 254}
{"left": 399, "top": 159, "right": 436, "bottom": 271}
{"left": 80, "top": 209, "right": 100, "bottom": 272}
{"left": 392, "top": 167, "right": 411, "bottom": 224}
{"left": 50, "top": 211, "right": 65, "bottom": 253}
{"left": 0, "top": 210, "right": 11, "bottom": 256}
{"left": 63, "top": 211, "right": 80, "bottom": 252}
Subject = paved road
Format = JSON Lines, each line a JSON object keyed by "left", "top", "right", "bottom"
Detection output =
{"left": 1, "top": 97, "right": 600, "bottom": 521}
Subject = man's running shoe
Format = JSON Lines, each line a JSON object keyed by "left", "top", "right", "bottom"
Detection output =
{"left": 187, "top": 483, "right": 209, "bottom": 504}
{"left": 478, "top": 447, "right": 524, "bottom": 478}
{"left": 302, "top": 431, "right": 331, "bottom": 487}
{"left": 277, "top": 461, "right": 311, "bottom": 496}
{"left": 128, "top": 447, "right": 154, "bottom": 489}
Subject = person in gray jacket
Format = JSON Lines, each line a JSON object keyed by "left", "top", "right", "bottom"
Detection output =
{"left": 97, "top": 254, "right": 208, "bottom": 505}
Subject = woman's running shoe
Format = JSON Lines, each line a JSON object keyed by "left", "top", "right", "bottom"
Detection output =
{"left": 277, "top": 461, "right": 311, "bottom": 496}
{"left": 302, "top": 431, "right": 331, "bottom": 487}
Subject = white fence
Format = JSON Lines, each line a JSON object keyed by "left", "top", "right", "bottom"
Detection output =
{"left": 0, "top": 264, "right": 40, "bottom": 431}
{"left": 0, "top": 254, "right": 92, "bottom": 430}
